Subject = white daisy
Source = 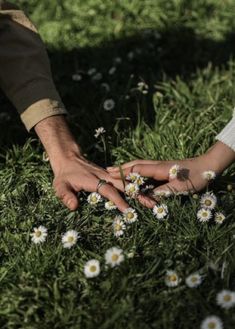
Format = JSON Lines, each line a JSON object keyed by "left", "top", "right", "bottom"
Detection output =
{"left": 192, "top": 193, "right": 199, "bottom": 199}
{"left": 165, "top": 270, "right": 180, "bottom": 287}
{"left": 87, "top": 192, "right": 102, "bottom": 205}
{"left": 126, "top": 172, "right": 140, "bottom": 182}
{"left": 169, "top": 164, "right": 180, "bottom": 179}
{"left": 197, "top": 208, "right": 212, "bottom": 223}
{"left": 125, "top": 183, "right": 140, "bottom": 198}
{"left": 216, "top": 290, "right": 235, "bottom": 309}
{"left": 185, "top": 273, "right": 203, "bottom": 288}
{"left": 126, "top": 172, "right": 145, "bottom": 186}
{"left": 153, "top": 190, "right": 171, "bottom": 197}
{"left": 141, "top": 184, "right": 155, "bottom": 193}
{"left": 202, "top": 170, "right": 216, "bottom": 181}
{"left": 105, "top": 247, "right": 124, "bottom": 267}
{"left": 101, "top": 82, "right": 110, "bottom": 92}
{"left": 153, "top": 204, "right": 168, "bottom": 220}
{"left": 84, "top": 259, "right": 100, "bottom": 278}
{"left": 103, "top": 99, "right": 115, "bottom": 111}
{"left": 123, "top": 208, "right": 138, "bottom": 224}
{"left": 72, "top": 73, "right": 82, "bottom": 81}
{"left": 214, "top": 212, "right": 226, "bottom": 225}
{"left": 113, "top": 216, "right": 126, "bottom": 237}
{"left": 200, "top": 316, "right": 223, "bottom": 329}
{"left": 200, "top": 192, "right": 217, "bottom": 210}
{"left": 114, "top": 57, "right": 122, "bottom": 64}
{"left": 87, "top": 68, "right": 97, "bottom": 76}
{"left": 108, "top": 66, "right": 116, "bottom": 75}
{"left": 92, "top": 72, "right": 103, "bottom": 81}
{"left": 62, "top": 230, "right": 79, "bottom": 249}
{"left": 105, "top": 200, "right": 117, "bottom": 210}
{"left": 94, "top": 127, "right": 106, "bottom": 138}
{"left": 31, "top": 225, "right": 48, "bottom": 244}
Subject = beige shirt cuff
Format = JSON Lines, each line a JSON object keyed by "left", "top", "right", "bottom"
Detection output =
{"left": 21, "top": 99, "right": 68, "bottom": 132}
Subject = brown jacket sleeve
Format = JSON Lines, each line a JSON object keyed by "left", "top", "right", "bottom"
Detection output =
{"left": 0, "top": 2, "right": 68, "bottom": 131}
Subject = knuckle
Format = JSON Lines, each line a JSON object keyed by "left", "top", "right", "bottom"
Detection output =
{"left": 132, "top": 164, "right": 139, "bottom": 172}
{"left": 131, "top": 160, "right": 139, "bottom": 166}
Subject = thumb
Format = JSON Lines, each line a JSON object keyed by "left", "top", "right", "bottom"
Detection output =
{"left": 54, "top": 181, "right": 79, "bottom": 211}
{"left": 108, "top": 163, "right": 171, "bottom": 181}
{"left": 153, "top": 179, "right": 191, "bottom": 196}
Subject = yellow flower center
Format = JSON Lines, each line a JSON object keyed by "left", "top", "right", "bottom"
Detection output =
{"left": 191, "top": 276, "right": 198, "bottom": 283}
{"left": 223, "top": 294, "right": 231, "bottom": 302}
{"left": 205, "top": 200, "right": 212, "bottom": 206}
{"left": 169, "top": 274, "right": 177, "bottom": 282}
{"left": 158, "top": 208, "right": 164, "bottom": 213}
{"left": 208, "top": 322, "right": 216, "bottom": 329}
{"left": 127, "top": 212, "right": 134, "bottom": 219}
{"left": 111, "top": 254, "right": 119, "bottom": 262}
{"left": 171, "top": 169, "right": 177, "bottom": 174}
{"left": 115, "top": 224, "right": 121, "bottom": 231}
{"left": 91, "top": 196, "right": 97, "bottom": 202}
{"left": 202, "top": 212, "right": 208, "bottom": 217}
{"left": 129, "top": 186, "right": 136, "bottom": 193}
{"left": 67, "top": 236, "right": 74, "bottom": 243}
{"left": 89, "top": 265, "right": 97, "bottom": 272}
{"left": 35, "top": 231, "right": 42, "bottom": 237}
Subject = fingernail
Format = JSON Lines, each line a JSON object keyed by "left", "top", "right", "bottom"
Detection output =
{"left": 67, "top": 199, "right": 72, "bottom": 206}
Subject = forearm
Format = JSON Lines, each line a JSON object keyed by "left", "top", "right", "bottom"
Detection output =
{"left": 204, "top": 141, "right": 235, "bottom": 173}
{"left": 34, "top": 115, "right": 83, "bottom": 174}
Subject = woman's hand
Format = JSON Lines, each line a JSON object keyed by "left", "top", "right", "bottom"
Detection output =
{"left": 107, "top": 141, "right": 235, "bottom": 197}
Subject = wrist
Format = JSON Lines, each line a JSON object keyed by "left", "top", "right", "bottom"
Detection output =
{"left": 34, "top": 115, "right": 84, "bottom": 173}
{"left": 203, "top": 141, "right": 235, "bottom": 173}
{"left": 49, "top": 143, "right": 84, "bottom": 174}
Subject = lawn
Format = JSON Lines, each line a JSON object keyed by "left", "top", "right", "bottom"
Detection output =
{"left": 0, "top": 1, "right": 235, "bottom": 328}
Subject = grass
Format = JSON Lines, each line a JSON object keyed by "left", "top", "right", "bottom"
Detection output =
{"left": 0, "top": 0, "right": 235, "bottom": 328}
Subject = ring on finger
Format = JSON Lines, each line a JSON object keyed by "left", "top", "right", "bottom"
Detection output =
{"left": 96, "top": 179, "right": 107, "bottom": 193}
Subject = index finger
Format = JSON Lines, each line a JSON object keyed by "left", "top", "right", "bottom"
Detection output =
{"left": 107, "top": 159, "right": 161, "bottom": 172}
{"left": 108, "top": 163, "right": 172, "bottom": 181}
{"left": 98, "top": 182, "right": 129, "bottom": 212}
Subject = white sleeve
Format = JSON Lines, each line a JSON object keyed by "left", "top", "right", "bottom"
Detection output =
{"left": 215, "top": 110, "right": 235, "bottom": 152}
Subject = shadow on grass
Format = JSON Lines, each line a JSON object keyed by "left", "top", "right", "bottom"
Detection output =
{"left": 1, "top": 25, "right": 235, "bottom": 153}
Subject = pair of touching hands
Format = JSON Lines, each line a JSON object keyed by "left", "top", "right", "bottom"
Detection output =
{"left": 35, "top": 116, "right": 235, "bottom": 212}
{"left": 52, "top": 152, "right": 222, "bottom": 212}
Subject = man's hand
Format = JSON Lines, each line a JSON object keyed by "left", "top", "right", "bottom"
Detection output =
{"left": 107, "top": 141, "right": 235, "bottom": 197}
{"left": 34, "top": 115, "right": 130, "bottom": 211}
{"left": 52, "top": 155, "right": 131, "bottom": 211}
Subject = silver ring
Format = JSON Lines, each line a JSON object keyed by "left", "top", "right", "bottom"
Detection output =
{"left": 96, "top": 179, "right": 107, "bottom": 193}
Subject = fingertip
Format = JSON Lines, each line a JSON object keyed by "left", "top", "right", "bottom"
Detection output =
{"left": 67, "top": 198, "right": 79, "bottom": 211}
{"left": 119, "top": 203, "right": 129, "bottom": 213}
{"left": 138, "top": 195, "right": 156, "bottom": 208}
